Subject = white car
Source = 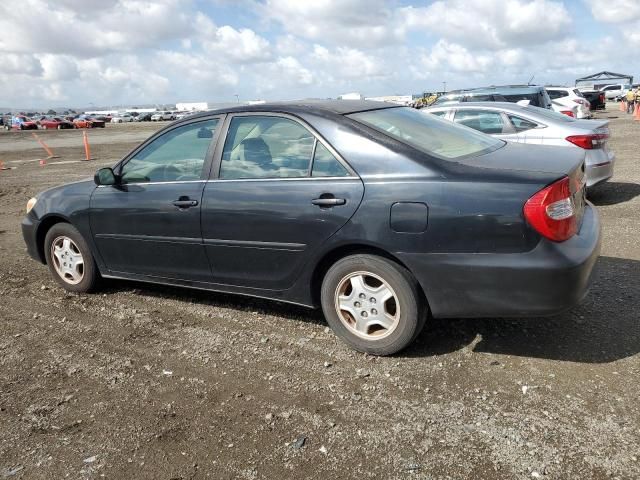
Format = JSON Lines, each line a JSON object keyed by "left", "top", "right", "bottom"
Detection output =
{"left": 600, "top": 84, "right": 631, "bottom": 101}
{"left": 550, "top": 100, "right": 579, "bottom": 119}
{"left": 151, "top": 111, "right": 175, "bottom": 121}
{"left": 111, "top": 113, "right": 134, "bottom": 123}
{"left": 546, "top": 87, "right": 592, "bottom": 119}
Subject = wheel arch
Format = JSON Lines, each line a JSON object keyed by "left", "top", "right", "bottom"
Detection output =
{"left": 310, "top": 243, "right": 429, "bottom": 308}
{"left": 36, "top": 215, "right": 71, "bottom": 264}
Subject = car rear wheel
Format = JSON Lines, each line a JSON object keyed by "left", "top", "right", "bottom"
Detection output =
{"left": 321, "top": 254, "right": 426, "bottom": 355}
{"left": 44, "top": 223, "right": 100, "bottom": 293}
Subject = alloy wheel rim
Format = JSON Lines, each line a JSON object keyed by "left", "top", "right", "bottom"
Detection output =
{"left": 51, "top": 236, "right": 84, "bottom": 285}
{"left": 334, "top": 271, "right": 400, "bottom": 340}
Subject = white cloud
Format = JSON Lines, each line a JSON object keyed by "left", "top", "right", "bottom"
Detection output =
{"left": 402, "top": 0, "right": 572, "bottom": 50}
{"left": 202, "top": 26, "right": 271, "bottom": 63}
{"left": 261, "top": 0, "right": 402, "bottom": 47}
{"left": 584, "top": 0, "right": 640, "bottom": 23}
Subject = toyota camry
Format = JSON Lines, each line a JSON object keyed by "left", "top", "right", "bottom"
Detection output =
{"left": 22, "top": 101, "right": 601, "bottom": 355}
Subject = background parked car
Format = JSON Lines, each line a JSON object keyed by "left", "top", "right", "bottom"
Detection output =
{"left": 111, "top": 113, "right": 134, "bottom": 123}
{"left": 600, "top": 83, "right": 631, "bottom": 101}
{"left": 546, "top": 87, "right": 592, "bottom": 118}
{"left": 10, "top": 116, "right": 38, "bottom": 130}
{"left": 433, "top": 85, "right": 553, "bottom": 109}
{"left": 134, "top": 112, "right": 153, "bottom": 122}
{"left": 426, "top": 102, "right": 614, "bottom": 187}
{"left": 73, "top": 116, "right": 106, "bottom": 128}
{"left": 39, "top": 117, "right": 74, "bottom": 130}
{"left": 151, "top": 111, "right": 175, "bottom": 121}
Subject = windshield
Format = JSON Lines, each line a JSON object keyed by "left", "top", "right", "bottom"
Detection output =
{"left": 522, "top": 105, "right": 576, "bottom": 122}
{"left": 348, "top": 107, "right": 503, "bottom": 160}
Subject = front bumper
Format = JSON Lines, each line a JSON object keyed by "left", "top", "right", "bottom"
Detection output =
{"left": 399, "top": 204, "right": 601, "bottom": 318}
{"left": 22, "top": 215, "right": 44, "bottom": 263}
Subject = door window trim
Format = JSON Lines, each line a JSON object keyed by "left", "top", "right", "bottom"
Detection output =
{"left": 112, "top": 114, "right": 225, "bottom": 185}
{"left": 208, "top": 111, "right": 358, "bottom": 181}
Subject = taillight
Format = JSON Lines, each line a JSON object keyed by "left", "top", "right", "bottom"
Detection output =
{"left": 565, "top": 133, "right": 608, "bottom": 149}
{"left": 560, "top": 110, "right": 575, "bottom": 117}
{"left": 524, "top": 176, "right": 579, "bottom": 242}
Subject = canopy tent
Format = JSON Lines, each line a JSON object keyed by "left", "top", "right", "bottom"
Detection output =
{"left": 575, "top": 71, "right": 633, "bottom": 88}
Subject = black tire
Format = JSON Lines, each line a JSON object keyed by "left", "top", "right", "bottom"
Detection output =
{"left": 44, "top": 223, "right": 100, "bottom": 293}
{"left": 320, "top": 254, "right": 426, "bottom": 356}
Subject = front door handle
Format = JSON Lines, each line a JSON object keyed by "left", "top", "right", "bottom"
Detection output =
{"left": 173, "top": 198, "right": 198, "bottom": 208}
{"left": 311, "top": 197, "right": 346, "bottom": 207}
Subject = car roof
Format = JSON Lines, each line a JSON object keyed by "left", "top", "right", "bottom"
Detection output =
{"left": 428, "top": 101, "right": 529, "bottom": 111}
{"left": 446, "top": 85, "right": 545, "bottom": 95}
{"left": 185, "top": 99, "right": 399, "bottom": 121}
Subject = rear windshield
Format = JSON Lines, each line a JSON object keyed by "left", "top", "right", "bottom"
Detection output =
{"left": 502, "top": 93, "right": 543, "bottom": 107}
{"left": 348, "top": 107, "right": 503, "bottom": 160}
{"left": 433, "top": 94, "right": 464, "bottom": 105}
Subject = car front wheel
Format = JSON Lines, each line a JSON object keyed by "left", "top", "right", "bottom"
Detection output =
{"left": 44, "top": 223, "right": 100, "bottom": 293}
{"left": 321, "top": 254, "right": 426, "bottom": 355}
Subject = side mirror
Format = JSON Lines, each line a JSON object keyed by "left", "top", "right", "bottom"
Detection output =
{"left": 94, "top": 167, "right": 117, "bottom": 186}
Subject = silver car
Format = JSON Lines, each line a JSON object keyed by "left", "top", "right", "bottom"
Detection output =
{"left": 426, "top": 102, "right": 614, "bottom": 187}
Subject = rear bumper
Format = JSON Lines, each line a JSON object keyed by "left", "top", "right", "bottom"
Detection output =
{"left": 585, "top": 149, "right": 615, "bottom": 187}
{"left": 399, "top": 204, "right": 601, "bottom": 318}
{"left": 22, "top": 215, "right": 44, "bottom": 263}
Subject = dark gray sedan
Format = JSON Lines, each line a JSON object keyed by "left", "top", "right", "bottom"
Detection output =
{"left": 22, "top": 101, "right": 600, "bottom": 355}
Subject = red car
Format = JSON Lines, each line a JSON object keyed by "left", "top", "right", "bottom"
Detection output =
{"left": 73, "top": 117, "right": 106, "bottom": 129}
{"left": 39, "top": 117, "right": 74, "bottom": 130}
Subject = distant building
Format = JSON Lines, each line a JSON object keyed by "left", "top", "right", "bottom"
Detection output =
{"left": 338, "top": 92, "right": 363, "bottom": 100}
{"left": 365, "top": 95, "right": 413, "bottom": 105}
{"left": 176, "top": 102, "right": 210, "bottom": 111}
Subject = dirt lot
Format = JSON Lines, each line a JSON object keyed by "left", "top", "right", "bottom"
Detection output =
{"left": 0, "top": 116, "right": 638, "bottom": 480}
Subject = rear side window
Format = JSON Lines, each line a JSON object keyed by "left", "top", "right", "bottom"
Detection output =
{"left": 508, "top": 115, "right": 538, "bottom": 133}
{"left": 349, "top": 107, "right": 503, "bottom": 160}
{"left": 312, "top": 143, "right": 349, "bottom": 177}
{"left": 454, "top": 110, "right": 506, "bottom": 134}
{"left": 573, "top": 89, "right": 584, "bottom": 97}
{"left": 220, "top": 116, "right": 314, "bottom": 179}
{"left": 428, "top": 110, "right": 448, "bottom": 117}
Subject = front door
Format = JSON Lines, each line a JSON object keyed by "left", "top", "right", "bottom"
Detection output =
{"left": 201, "top": 114, "right": 364, "bottom": 290}
{"left": 90, "top": 118, "right": 221, "bottom": 282}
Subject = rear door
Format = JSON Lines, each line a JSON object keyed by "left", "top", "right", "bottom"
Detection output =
{"left": 201, "top": 113, "right": 364, "bottom": 290}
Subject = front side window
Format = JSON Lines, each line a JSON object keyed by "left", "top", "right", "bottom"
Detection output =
{"left": 220, "top": 116, "right": 315, "bottom": 179}
{"left": 121, "top": 119, "right": 218, "bottom": 183}
{"left": 349, "top": 107, "right": 503, "bottom": 160}
{"left": 453, "top": 110, "right": 507, "bottom": 135}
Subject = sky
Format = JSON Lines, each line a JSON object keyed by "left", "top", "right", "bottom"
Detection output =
{"left": 0, "top": 0, "right": 638, "bottom": 108}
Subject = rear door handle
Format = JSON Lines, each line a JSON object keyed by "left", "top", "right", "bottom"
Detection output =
{"left": 311, "top": 197, "right": 346, "bottom": 207}
{"left": 173, "top": 198, "right": 198, "bottom": 208}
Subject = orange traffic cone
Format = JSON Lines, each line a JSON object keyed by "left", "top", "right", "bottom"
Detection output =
{"left": 0, "top": 160, "right": 9, "bottom": 170}
{"left": 39, "top": 159, "right": 47, "bottom": 166}
{"left": 31, "top": 132, "right": 59, "bottom": 159}
{"left": 634, "top": 103, "right": 640, "bottom": 120}
{"left": 82, "top": 130, "right": 94, "bottom": 160}
{"left": 620, "top": 100, "right": 626, "bottom": 112}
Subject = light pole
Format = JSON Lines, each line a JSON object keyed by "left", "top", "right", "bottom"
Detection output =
{"left": 442, "top": 82, "right": 447, "bottom": 94}
{"left": 234, "top": 94, "right": 239, "bottom": 103}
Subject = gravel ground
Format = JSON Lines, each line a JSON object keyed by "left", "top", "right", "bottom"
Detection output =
{"left": 0, "top": 115, "right": 638, "bottom": 480}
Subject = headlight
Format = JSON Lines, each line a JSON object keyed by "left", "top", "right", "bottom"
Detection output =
{"left": 26, "top": 197, "right": 37, "bottom": 214}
